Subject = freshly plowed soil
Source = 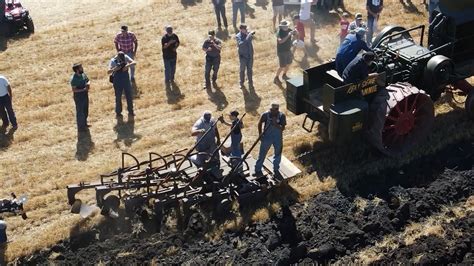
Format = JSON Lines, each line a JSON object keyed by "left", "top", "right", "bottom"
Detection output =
{"left": 14, "top": 140, "right": 474, "bottom": 264}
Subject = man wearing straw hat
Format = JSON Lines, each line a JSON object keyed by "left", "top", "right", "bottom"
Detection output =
{"left": 274, "top": 20, "right": 295, "bottom": 85}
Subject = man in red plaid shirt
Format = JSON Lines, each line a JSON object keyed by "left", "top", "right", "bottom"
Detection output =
{"left": 114, "top": 25, "right": 138, "bottom": 81}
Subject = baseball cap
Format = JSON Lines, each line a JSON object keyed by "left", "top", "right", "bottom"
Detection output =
{"left": 239, "top": 23, "right": 247, "bottom": 29}
{"left": 121, "top": 25, "right": 128, "bottom": 31}
{"left": 165, "top": 25, "right": 173, "bottom": 33}
{"left": 208, "top": 30, "right": 215, "bottom": 36}
{"left": 230, "top": 110, "right": 239, "bottom": 117}
{"left": 355, "top": 13, "right": 363, "bottom": 20}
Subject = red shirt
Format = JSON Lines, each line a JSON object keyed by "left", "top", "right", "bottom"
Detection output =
{"left": 340, "top": 20, "right": 350, "bottom": 39}
{"left": 114, "top": 32, "right": 137, "bottom": 53}
{"left": 296, "top": 21, "right": 305, "bottom": 41}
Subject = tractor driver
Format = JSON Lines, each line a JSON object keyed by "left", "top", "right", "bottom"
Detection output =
{"left": 335, "top": 27, "right": 371, "bottom": 77}
{"left": 342, "top": 51, "right": 377, "bottom": 84}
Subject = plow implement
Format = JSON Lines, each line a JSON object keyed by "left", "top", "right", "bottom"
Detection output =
{"left": 67, "top": 117, "right": 301, "bottom": 220}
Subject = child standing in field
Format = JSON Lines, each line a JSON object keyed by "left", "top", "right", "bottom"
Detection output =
{"left": 291, "top": 15, "right": 307, "bottom": 57}
{"left": 338, "top": 12, "right": 350, "bottom": 44}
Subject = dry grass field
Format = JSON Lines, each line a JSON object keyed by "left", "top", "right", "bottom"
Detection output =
{"left": 0, "top": 0, "right": 472, "bottom": 262}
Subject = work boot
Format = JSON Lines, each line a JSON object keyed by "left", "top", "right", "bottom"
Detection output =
{"left": 282, "top": 74, "right": 290, "bottom": 80}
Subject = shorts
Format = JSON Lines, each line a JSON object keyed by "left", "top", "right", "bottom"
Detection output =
{"left": 277, "top": 50, "right": 293, "bottom": 67}
{"left": 272, "top": 5, "right": 284, "bottom": 16}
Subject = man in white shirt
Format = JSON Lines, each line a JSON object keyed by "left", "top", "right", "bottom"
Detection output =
{"left": 0, "top": 75, "right": 17, "bottom": 130}
{"left": 299, "top": 0, "right": 316, "bottom": 43}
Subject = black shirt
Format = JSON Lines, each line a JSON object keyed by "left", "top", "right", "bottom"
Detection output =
{"left": 277, "top": 28, "right": 292, "bottom": 53}
{"left": 232, "top": 120, "right": 243, "bottom": 135}
{"left": 367, "top": 0, "right": 383, "bottom": 18}
{"left": 161, "top": 33, "right": 180, "bottom": 59}
{"left": 342, "top": 55, "right": 369, "bottom": 84}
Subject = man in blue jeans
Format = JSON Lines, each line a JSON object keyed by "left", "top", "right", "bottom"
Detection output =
{"left": 232, "top": 0, "right": 246, "bottom": 32}
{"left": 366, "top": 0, "right": 383, "bottom": 46}
{"left": 70, "top": 63, "right": 90, "bottom": 131}
{"left": 236, "top": 24, "right": 254, "bottom": 89}
{"left": 161, "top": 25, "right": 180, "bottom": 86}
{"left": 108, "top": 51, "right": 136, "bottom": 118}
{"left": 0, "top": 74, "right": 17, "bottom": 130}
{"left": 254, "top": 103, "right": 286, "bottom": 180}
{"left": 202, "top": 30, "right": 222, "bottom": 89}
{"left": 212, "top": 0, "right": 228, "bottom": 30}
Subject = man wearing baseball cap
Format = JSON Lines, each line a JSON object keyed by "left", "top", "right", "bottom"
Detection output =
{"left": 202, "top": 30, "right": 223, "bottom": 89}
{"left": 70, "top": 63, "right": 90, "bottom": 131}
{"left": 335, "top": 27, "right": 371, "bottom": 76}
{"left": 161, "top": 25, "right": 180, "bottom": 86}
{"left": 254, "top": 102, "right": 286, "bottom": 181}
{"left": 235, "top": 24, "right": 255, "bottom": 89}
{"left": 114, "top": 25, "right": 138, "bottom": 81}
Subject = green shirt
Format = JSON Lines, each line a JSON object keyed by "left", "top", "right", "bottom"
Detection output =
{"left": 70, "top": 73, "right": 89, "bottom": 91}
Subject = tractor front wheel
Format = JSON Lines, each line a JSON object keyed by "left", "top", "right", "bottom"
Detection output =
{"left": 367, "top": 82, "right": 435, "bottom": 156}
{"left": 26, "top": 16, "right": 34, "bottom": 33}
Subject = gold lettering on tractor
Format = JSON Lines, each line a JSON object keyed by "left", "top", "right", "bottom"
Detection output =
{"left": 361, "top": 85, "right": 377, "bottom": 96}
{"left": 352, "top": 122, "right": 363, "bottom": 132}
{"left": 347, "top": 84, "right": 358, "bottom": 94}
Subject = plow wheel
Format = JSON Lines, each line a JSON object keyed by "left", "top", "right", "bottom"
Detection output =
{"left": 367, "top": 82, "right": 434, "bottom": 156}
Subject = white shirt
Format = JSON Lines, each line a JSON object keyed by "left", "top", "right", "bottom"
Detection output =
{"left": 299, "top": 0, "right": 312, "bottom": 21}
{"left": 0, "top": 75, "right": 10, "bottom": 97}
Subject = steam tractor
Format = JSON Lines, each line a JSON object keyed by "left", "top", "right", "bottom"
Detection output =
{"left": 286, "top": 0, "right": 474, "bottom": 156}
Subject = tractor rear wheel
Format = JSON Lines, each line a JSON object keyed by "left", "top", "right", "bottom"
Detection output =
{"left": 367, "top": 82, "right": 435, "bottom": 156}
{"left": 466, "top": 89, "right": 474, "bottom": 120}
{"left": 372, "top": 25, "right": 412, "bottom": 49}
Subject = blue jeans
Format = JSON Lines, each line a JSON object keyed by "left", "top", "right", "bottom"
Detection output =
{"left": 214, "top": 4, "right": 228, "bottom": 28}
{"left": 367, "top": 16, "right": 377, "bottom": 46}
{"left": 164, "top": 58, "right": 177, "bottom": 82}
{"left": 232, "top": 2, "right": 245, "bottom": 28}
{"left": 126, "top": 52, "right": 135, "bottom": 80}
{"left": 113, "top": 74, "right": 134, "bottom": 115}
{"left": 255, "top": 132, "right": 282, "bottom": 173}
{"left": 239, "top": 55, "right": 253, "bottom": 86}
{"left": 230, "top": 133, "right": 242, "bottom": 157}
{"left": 205, "top": 55, "right": 221, "bottom": 84}
{"left": 73, "top": 92, "right": 89, "bottom": 128}
{"left": 0, "top": 94, "right": 17, "bottom": 127}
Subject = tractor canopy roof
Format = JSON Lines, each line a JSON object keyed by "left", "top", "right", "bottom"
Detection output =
{"left": 435, "top": 0, "right": 474, "bottom": 25}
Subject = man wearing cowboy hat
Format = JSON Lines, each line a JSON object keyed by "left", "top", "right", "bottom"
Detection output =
{"left": 274, "top": 20, "right": 296, "bottom": 85}
{"left": 235, "top": 23, "right": 255, "bottom": 89}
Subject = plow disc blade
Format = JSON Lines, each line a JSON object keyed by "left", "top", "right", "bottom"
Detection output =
{"left": 70, "top": 199, "right": 98, "bottom": 218}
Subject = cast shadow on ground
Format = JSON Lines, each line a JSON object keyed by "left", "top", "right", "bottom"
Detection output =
{"left": 75, "top": 128, "right": 94, "bottom": 161}
{"left": 206, "top": 84, "right": 228, "bottom": 111}
{"left": 399, "top": 0, "right": 423, "bottom": 14}
{"left": 216, "top": 28, "right": 230, "bottom": 42}
{"left": 242, "top": 86, "right": 261, "bottom": 115}
{"left": 181, "top": 0, "right": 202, "bottom": 9}
{"left": 166, "top": 82, "right": 185, "bottom": 104}
{"left": 254, "top": 0, "right": 268, "bottom": 9}
{"left": 246, "top": 3, "right": 256, "bottom": 19}
{"left": 0, "top": 127, "right": 16, "bottom": 150}
{"left": 113, "top": 116, "right": 141, "bottom": 148}
{"left": 0, "top": 30, "right": 33, "bottom": 52}
{"left": 131, "top": 80, "right": 141, "bottom": 99}
{"left": 294, "top": 108, "right": 474, "bottom": 199}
